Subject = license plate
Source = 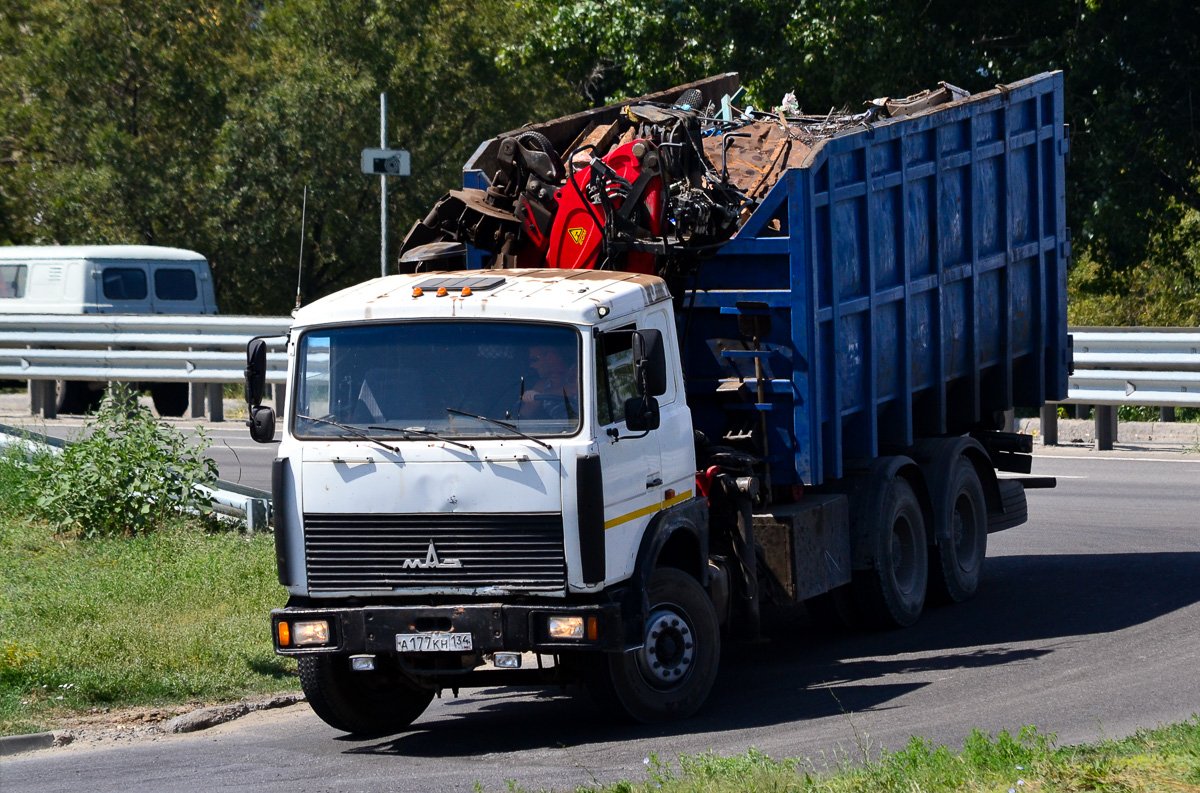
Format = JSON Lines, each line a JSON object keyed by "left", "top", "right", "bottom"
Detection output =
{"left": 395, "top": 633, "right": 473, "bottom": 653}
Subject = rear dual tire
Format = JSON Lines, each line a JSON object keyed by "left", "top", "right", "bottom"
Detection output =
{"left": 852, "top": 476, "right": 928, "bottom": 628}
{"left": 929, "top": 459, "right": 987, "bottom": 603}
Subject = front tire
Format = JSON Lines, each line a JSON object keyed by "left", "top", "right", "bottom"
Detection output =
{"left": 852, "top": 476, "right": 928, "bottom": 628}
{"left": 592, "top": 567, "right": 720, "bottom": 723}
{"left": 298, "top": 655, "right": 433, "bottom": 736}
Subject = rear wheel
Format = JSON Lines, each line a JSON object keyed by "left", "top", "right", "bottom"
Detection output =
{"left": 55, "top": 380, "right": 104, "bottom": 414}
{"left": 298, "top": 655, "right": 433, "bottom": 736}
{"left": 929, "top": 458, "right": 988, "bottom": 603}
{"left": 852, "top": 476, "right": 928, "bottom": 628}
{"left": 150, "top": 383, "right": 189, "bottom": 417}
{"left": 592, "top": 567, "right": 720, "bottom": 723}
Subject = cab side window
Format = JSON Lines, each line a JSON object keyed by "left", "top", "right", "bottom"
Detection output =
{"left": 0, "top": 264, "right": 27, "bottom": 298}
{"left": 154, "top": 268, "right": 198, "bottom": 301}
{"left": 595, "top": 326, "right": 638, "bottom": 426}
{"left": 102, "top": 268, "right": 147, "bottom": 300}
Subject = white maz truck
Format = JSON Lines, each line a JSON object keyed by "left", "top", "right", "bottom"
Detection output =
{"left": 245, "top": 72, "right": 1069, "bottom": 732}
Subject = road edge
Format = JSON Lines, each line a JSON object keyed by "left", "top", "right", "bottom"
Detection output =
{"left": 0, "top": 693, "right": 305, "bottom": 757}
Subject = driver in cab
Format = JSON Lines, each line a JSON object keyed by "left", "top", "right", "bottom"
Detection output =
{"left": 519, "top": 344, "right": 578, "bottom": 421}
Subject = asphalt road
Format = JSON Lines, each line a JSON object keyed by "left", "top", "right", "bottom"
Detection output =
{"left": 4, "top": 444, "right": 1199, "bottom": 793}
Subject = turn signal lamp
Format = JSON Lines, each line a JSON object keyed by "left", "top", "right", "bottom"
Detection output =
{"left": 461, "top": 286, "right": 472, "bottom": 297}
{"left": 436, "top": 286, "right": 448, "bottom": 297}
{"left": 293, "top": 620, "right": 330, "bottom": 646}
{"left": 277, "top": 621, "right": 291, "bottom": 647}
{"left": 587, "top": 616, "right": 599, "bottom": 641}
{"left": 412, "top": 287, "right": 423, "bottom": 297}
{"left": 548, "top": 615, "right": 585, "bottom": 640}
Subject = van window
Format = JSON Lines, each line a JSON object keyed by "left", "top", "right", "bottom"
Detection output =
{"left": 154, "top": 268, "right": 198, "bottom": 301}
{"left": 102, "top": 268, "right": 148, "bottom": 300}
{"left": 0, "top": 264, "right": 27, "bottom": 298}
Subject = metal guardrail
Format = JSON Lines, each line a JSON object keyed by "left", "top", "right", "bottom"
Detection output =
{"left": 1045, "top": 328, "right": 1200, "bottom": 450}
{"left": 1065, "top": 329, "right": 1200, "bottom": 406}
{"left": 0, "top": 314, "right": 291, "bottom": 420}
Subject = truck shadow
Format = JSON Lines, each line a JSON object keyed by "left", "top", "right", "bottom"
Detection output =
{"left": 345, "top": 550, "right": 1200, "bottom": 757}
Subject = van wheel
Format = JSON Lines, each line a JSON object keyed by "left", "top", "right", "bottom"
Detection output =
{"left": 929, "top": 458, "right": 987, "bottom": 603}
{"left": 298, "top": 655, "right": 433, "bottom": 736}
{"left": 56, "top": 381, "right": 103, "bottom": 414}
{"left": 852, "top": 476, "right": 928, "bottom": 628}
{"left": 591, "top": 568, "right": 720, "bottom": 723}
{"left": 150, "top": 383, "right": 189, "bottom": 417}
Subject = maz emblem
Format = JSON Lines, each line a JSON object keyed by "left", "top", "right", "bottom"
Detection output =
{"left": 402, "top": 541, "right": 462, "bottom": 569}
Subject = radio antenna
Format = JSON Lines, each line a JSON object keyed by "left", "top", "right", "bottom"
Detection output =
{"left": 294, "top": 185, "right": 308, "bottom": 312}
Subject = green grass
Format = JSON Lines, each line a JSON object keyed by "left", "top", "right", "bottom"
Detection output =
{"left": 0, "top": 516, "right": 295, "bottom": 735}
{"left": 533, "top": 720, "right": 1200, "bottom": 793}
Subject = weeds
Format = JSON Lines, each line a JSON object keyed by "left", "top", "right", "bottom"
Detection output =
{"left": 3, "top": 388, "right": 218, "bottom": 538}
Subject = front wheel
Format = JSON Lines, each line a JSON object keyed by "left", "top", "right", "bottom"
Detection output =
{"left": 298, "top": 655, "right": 433, "bottom": 736}
{"left": 592, "top": 567, "right": 720, "bottom": 723}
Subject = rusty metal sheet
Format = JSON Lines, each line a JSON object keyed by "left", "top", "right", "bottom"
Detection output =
{"left": 702, "top": 121, "right": 813, "bottom": 197}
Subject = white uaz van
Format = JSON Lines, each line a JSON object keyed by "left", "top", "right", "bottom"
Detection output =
{"left": 0, "top": 245, "right": 218, "bottom": 415}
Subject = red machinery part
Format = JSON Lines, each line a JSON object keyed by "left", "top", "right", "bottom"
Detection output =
{"left": 546, "top": 140, "right": 663, "bottom": 274}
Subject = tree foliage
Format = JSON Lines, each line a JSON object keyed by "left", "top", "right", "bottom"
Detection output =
{"left": 1, "top": 0, "right": 1198, "bottom": 321}
{"left": 0, "top": 0, "right": 579, "bottom": 313}
{"left": 529, "top": 0, "right": 1200, "bottom": 317}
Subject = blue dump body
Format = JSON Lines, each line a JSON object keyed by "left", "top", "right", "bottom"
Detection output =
{"left": 463, "top": 71, "right": 1070, "bottom": 488}
{"left": 683, "top": 72, "right": 1070, "bottom": 487}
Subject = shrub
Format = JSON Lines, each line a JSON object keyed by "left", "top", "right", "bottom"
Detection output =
{"left": 24, "top": 388, "right": 218, "bottom": 538}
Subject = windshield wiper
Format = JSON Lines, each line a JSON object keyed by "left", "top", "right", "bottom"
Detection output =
{"left": 445, "top": 407, "right": 553, "bottom": 451}
{"left": 368, "top": 425, "right": 476, "bottom": 453}
{"left": 295, "top": 414, "right": 402, "bottom": 454}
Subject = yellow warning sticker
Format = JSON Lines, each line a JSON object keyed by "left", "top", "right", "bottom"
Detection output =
{"left": 568, "top": 227, "right": 587, "bottom": 245}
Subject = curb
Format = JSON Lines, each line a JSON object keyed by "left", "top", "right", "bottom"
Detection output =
{"left": 0, "top": 693, "right": 305, "bottom": 756}
{"left": 0, "top": 731, "right": 65, "bottom": 757}
{"left": 163, "top": 693, "right": 305, "bottom": 734}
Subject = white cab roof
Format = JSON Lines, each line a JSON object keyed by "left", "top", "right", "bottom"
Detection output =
{"left": 293, "top": 269, "right": 672, "bottom": 328}
{"left": 0, "top": 245, "right": 207, "bottom": 262}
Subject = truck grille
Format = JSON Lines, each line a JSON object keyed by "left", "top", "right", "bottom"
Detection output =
{"left": 303, "top": 513, "right": 566, "bottom": 593}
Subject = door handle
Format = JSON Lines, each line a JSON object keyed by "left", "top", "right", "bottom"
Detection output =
{"left": 646, "top": 477, "right": 663, "bottom": 489}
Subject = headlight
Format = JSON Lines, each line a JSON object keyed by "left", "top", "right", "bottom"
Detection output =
{"left": 548, "top": 616, "right": 585, "bottom": 640}
{"left": 293, "top": 620, "right": 331, "bottom": 646}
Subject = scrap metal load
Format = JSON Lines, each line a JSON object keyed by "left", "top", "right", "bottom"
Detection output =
{"left": 399, "top": 73, "right": 972, "bottom": 276}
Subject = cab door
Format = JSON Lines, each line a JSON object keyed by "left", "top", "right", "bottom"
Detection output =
{"left": 593, "top": 317, "right": 670, "bottom": 583}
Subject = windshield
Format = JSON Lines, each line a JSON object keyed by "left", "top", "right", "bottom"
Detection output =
{"left": 294, "top": 322, "right": 581, "bottom": 440}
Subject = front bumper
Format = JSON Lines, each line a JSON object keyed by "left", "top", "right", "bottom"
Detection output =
{"left": 272, "top": 601, "right": 626, "bottom": 656}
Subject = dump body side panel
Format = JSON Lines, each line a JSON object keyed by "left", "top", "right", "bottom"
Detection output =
{"left": 683, "top": 72, "right": 1069, "bottom": 486}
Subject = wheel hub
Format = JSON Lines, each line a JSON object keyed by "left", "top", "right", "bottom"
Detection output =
{"left": 638, "top": 607, "right": 694, "bottom": 688}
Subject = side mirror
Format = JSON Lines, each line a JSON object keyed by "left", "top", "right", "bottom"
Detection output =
{"left": 624, "top": 395, "right": 660, "bottom": 432}
{"left": 632, "top": 329, "right": 667, "bottom": 397}
{"left": 248, "top": 405, "right": 276, "bottom": 443}
{"left": 244, "top": 338, "right": 268, "bottom": 406}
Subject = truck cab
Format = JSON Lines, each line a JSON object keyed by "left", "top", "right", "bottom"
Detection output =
{"left": 257, "top": 269, "right": 722, "bottom": 731}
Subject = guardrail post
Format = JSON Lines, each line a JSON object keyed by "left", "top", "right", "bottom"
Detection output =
{"left": 29, "top": 380, "right": 57, "bottom": 419}
{"left": 1040, "top": 405, "right": 1058, "bottom": 446}
{"left": 1074, "top": 404, "right": 1090, "bottom": 420}
{"left": 275, "top": 384, "right": 286, "bottom": 412}
{"left": 208, "top": 383, "right": 224, "bottom": 422}
{"left": 1002, "top": 409, "right": 1015, "bottom": 432}
{"left": 190, "top": 383, "right": 206, "bottom": 419}
{"left": 1161, "top": 406, "right": 1176, "bottom": 422}
{"left": 1095, "top": 405, "right": 1117, "bottom": 450}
